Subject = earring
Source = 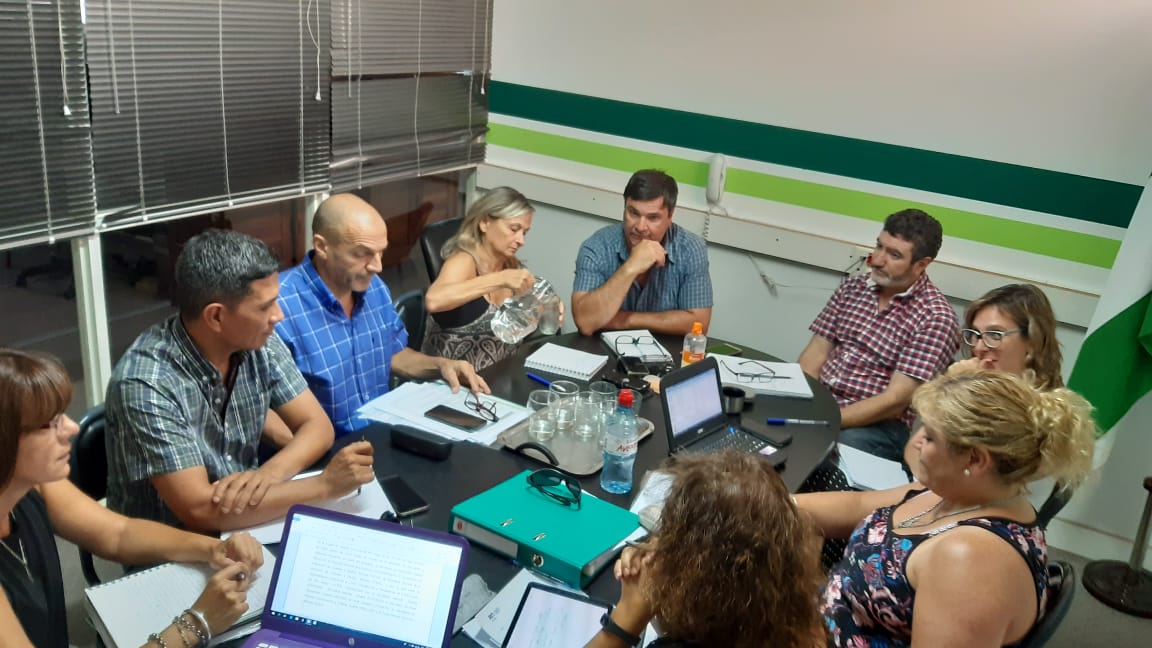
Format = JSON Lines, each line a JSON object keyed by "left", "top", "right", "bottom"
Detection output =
{"left": 963, "top": 468, "right": 971, "bottom": 477}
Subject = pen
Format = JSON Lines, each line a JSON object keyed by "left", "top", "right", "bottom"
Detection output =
{"left": 358, "top": 434, "right": 366, "bottom": 495}
{"left": 766, "top": 418, "right": 830, "bottom": 426}
{"left": 526, "top": 372, "right": 552, "bottom": 387}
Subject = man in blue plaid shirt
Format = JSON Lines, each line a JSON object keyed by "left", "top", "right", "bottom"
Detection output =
{"left": 572, "top": 170, "right": 713, "bottom": 336}
{"left": 105, "top": 230, "right": 376, "bottom": 530}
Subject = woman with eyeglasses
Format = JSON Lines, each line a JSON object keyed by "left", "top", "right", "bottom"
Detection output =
{"left": 799, "top": 371, "right": 1094, "bottom": 647}
{"left": 587, "top": 451, "right": 827, "bottom": 648}
{"left": 0, "top": 349, "right": 264, "bottom": 647}
{"left": 424, "top": 187, "right": 562, "bottom": 371}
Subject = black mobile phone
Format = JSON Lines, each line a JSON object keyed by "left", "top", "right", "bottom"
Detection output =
{"left": 424, "top": 404, "right": 487, "bottom": 431}
{"left": 380, "top": 474, "right": 430, "bottom": 518}
{"left": 742, "top": 418, "right": 794, "bottom": 447}
{"left": 706, "top": 342, "right": 743, "bottom": 356}
{"left": 618, "top": 355, "right": 648, "bottom": 377}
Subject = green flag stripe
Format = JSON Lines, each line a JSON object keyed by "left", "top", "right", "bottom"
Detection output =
{"left": 1067, "top": 291, "right": 1152, "bottom": 433}
{"left": 489, "top": 123, "right": 1120, "bottom": 268}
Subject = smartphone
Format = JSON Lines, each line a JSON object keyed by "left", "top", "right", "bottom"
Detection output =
{"left": 380, "top": 474, "right": 430, "bottom": 518}
{"left": 618, "top": 355, "right": 648, "bottom": 377}
{"left": 424, "top": 404, "right": 487, "bottom": 431}
{"left": 706, "top": 342, "right": 743, "bottom": 356}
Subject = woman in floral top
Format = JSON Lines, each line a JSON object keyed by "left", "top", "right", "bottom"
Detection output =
{"left": 797, "top": 371, "right": 1095, "bottom": 647}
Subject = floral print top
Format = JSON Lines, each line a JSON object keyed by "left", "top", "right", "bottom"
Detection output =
{"left": 821, "top": 489, "right": 1048, "bottom": 647}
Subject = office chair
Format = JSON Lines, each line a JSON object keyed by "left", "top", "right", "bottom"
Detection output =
{"left": 68, "top": 405, "right": 108, "bottom": 585}
{"left": 419, "top": 217, "right": 462, "bottom": 282}
{"left": 393, "top": 289, "right": 427, "bottom": 351}
{"left": 1016, "top": 560, "right": 1076, "bottom": 648}
{"left": 1036, "top": 482, "right": 1074, "bottom": 529}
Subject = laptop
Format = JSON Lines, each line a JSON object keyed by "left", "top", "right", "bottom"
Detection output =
{"left": 243, "top": 504, "right": 469, "bottom": 648}
{"left": 501, "top": 583, "right": 612, "bottom": 648}
{"left": 659, "top": 357, "right": 787, "bottom": 467}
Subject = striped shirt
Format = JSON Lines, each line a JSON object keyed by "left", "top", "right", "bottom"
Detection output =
{"left": 573, "top": 222, "right": 712, "bottom": 313}
{"left": 105, "top": 316, "right": 307, "bottom": 526}
{"left": 276, "top": 253, "right": 408, "bottom": 436}
{"left": 810, "top": 273, "right": 959, "bottom": 427}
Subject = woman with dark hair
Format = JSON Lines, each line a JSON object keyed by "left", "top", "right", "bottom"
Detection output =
{"left": 587, "top": 451, "right": 826, "bottom": 648}
{"left": 800, "top": 371, "right": 1096, "bottom": 647}
{"left": 0, "top": 349, "right": 264, "bottom": 647}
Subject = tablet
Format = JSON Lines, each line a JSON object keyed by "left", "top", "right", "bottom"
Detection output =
{"left": 502, "top": 583, "right": 613, "bottom": 648}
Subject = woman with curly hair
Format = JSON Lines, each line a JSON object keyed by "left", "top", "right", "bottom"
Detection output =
{"left": 799, "top": 371, "right": 1096, "bottom": 647}
{"left": 587, "top": 450, "right": 826, "bottom": 648}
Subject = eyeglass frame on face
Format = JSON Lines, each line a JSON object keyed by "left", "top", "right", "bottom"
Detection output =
{"left": 960, "top": 328, "right": 1024, "bottom": 349}
{"left": 463, "top": 392, "right": 500, "bottom": 422}
{"left": 23, "top": 413, "right": 67, "bottom": 435}
{"left": 614, "top": 335, "right": 658, "bottom": 357}
{"left": 720, "top": 359, "right": 777, "bottom": 383}
{"left": 526, "top": 468, "right": 582, "bottom": 510}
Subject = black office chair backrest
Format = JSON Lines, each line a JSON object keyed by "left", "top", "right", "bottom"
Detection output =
{"left": 68, "top": 404, "right": 107, "bottom": 585}
{"left": 393, "top": 289, "right": 427, "bottom": 352}
{"left": 1016, "top": 560, "right": 1076, "bottom": 648}
{"left": 420, "top": 217, "right": 463, "bottom": 282}
{"left": 1036, "top": 483, "right": 1074, "bottom": 529}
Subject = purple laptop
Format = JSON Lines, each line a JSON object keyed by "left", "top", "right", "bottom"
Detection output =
{"left": 243, "top": 504, "right": 469, "bottom": 648}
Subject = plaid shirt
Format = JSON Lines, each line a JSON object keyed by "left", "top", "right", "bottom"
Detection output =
{"left": 105, "top": 316, "right": 307, "bottom": 526}
{"left": 573, "top": 222, "right": 712, "bottom": 312}
{"left": 276, "top": 253, "right": 408, "bottom": 436}
{"left": 810, "top": 273, "right": 959, "bottom": 427}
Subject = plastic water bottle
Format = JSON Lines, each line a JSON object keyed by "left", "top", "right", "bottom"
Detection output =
{"left": 601, "top": 390, "right": 639, "bottom": 494}
{"left": 491, "top": 276, "right": 559, "bottom": 343}
{"left": 681, "top": 321, "right": 707, "bottom": 367}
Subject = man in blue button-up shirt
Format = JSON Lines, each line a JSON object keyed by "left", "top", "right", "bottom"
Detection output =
{"left": 276, "top": 194, "right": 489, "bottom": 437}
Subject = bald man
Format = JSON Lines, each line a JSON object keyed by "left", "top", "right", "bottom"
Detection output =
{"left": 276, "top": 194, "right": 489, "bottom": 437}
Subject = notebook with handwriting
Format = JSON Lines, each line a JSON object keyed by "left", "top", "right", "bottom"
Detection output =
{"left": 523, "top": 343, "right": 608, "bottom": 381}
{"left": 84, "top": 545, "right": 276, "bottom": 647}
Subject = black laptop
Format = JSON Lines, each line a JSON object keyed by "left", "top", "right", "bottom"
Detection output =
{"left": 659, "top": 357, "right": 786, "bottom": 467}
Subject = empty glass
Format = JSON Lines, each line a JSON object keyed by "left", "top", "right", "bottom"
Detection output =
{"left": 549, "top": 380, "right": 579, "bottom": 432}
{"left": 589, "top": 380, "right": 618, "bottom": 417}
{"left": 573, "top": 391, "right": 603, "bottom": 440}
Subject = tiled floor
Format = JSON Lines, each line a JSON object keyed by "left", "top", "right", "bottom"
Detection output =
{"left": 5, "top": 252, "right": 1150, "bottom": 646}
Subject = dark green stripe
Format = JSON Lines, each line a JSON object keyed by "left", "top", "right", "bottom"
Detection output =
{"left": 1068, "top": 292, "right": 1152, "bottom": 432}
{"left": 490, "top": 81, "right": 1141, "bottom": 229}
{"left": 489, "top": 124, "right": 1119, "bottom": 268}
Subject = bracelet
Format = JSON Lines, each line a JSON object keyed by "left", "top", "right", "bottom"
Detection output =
{"left": 181, "top": 609, "right": 211, "bottom": 643}
{"left": 171, "top": 615, "right": 196, "bottom": 648}
{"left": 147, "top": 632, "right": 169, "bottom": 648}
{"left": 600, "top": 612, "right": 642, "bottom": 647}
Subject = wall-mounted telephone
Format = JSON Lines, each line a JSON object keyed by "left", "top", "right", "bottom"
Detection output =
{"left": 706, "top": 153, "right": 727, "bottom": 205}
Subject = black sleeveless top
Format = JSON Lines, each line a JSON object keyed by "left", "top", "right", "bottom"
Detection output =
{"left": 1, "top": 491, "right": 67, "bottom": 648}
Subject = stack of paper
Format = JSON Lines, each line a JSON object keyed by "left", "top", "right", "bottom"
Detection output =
{"left": 836, "top": 443, "right": 911, "bottom": 491}
{"left": 600, "top": 329, "right": 673, "bottom": 364}
{"left": 709, "top": 353, "right": 814, "bottom": 399}
{"left": 85, "top": 546, "right": 276, "bottom": 647}
{"left": 357, "top": 380, "right": 530, "bottom": 445}
{"left": 523, "top": 342, "right": 608, "bottom": 381}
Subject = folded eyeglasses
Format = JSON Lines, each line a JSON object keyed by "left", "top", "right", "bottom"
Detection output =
{"left": 527, "top": 468, "right": 582, "bottom": 510}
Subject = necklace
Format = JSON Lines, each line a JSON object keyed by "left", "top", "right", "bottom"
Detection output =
{"left": 1, "top": 514, "right": 32, "bottom": 581}
{"left": 897, "top": 494, "right": 1021, "bottom": 529}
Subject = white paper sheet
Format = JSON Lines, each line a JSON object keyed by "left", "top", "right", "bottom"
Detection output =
{"left": 708, "top": 353, "right": 814, "bottom": 399}
{"left": 221, "top": 470, "right": 395, "bottom": 544}
{"left": 357, "top": 381, "right": 530, "bottom": 446}
{"left": 837, "top": 443, "right": 911, "bottom": 491}
{"left": 462, "top": 569, "right": 576, "bottom": 648}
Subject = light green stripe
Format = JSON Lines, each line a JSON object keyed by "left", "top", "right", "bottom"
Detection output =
{"left": 489, "top": 123, "right": 1120, "bottom": 269}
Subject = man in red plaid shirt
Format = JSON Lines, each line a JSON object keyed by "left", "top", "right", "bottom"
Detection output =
{"left": 799, "top": 209, "right": 959, "bottom": 462}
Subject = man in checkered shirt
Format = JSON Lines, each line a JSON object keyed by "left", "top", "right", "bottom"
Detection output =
{"left": 106, "top": 230, "right": 376, "bottom": 530}
{"left": 798, "top": 209, "right": 959, "bottom": 463}
{"left": 572, "top": 169, "right": 713, "bottom": 336}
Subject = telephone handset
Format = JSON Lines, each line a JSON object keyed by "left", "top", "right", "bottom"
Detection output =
{"left": 706, "top": 153, "right": 727, "bottom": 205}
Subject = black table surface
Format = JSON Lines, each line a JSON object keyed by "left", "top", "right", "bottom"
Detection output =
{"left": 332, "top": 332, "right": 840, "bottom": 646}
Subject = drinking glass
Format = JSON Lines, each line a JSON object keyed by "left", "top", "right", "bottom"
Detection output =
{"left": 526, "top": 390, "right": 559, "bottom": 442}
{"left": 573, "top": 391, "right": 602, "bottom": 440}
{"left": 589, "top": 380, "right": 618, "bottom": 417}
{"left": 549, "top": 380, "right": 579, "bottom": 432}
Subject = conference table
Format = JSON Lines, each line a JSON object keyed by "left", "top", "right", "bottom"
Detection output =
{"left": 335, "top": 332, "right": 840, "bottom": 646}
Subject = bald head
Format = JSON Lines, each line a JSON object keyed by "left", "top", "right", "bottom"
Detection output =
{"left": 311, "top": 194, "right": 390, "bottom": 298}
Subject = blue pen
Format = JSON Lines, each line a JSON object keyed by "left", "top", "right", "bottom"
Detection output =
{"left": 526, "top": 372, "right": 552, "bottom": 387}
{"left": 766, "top": 418, "right": 830, "bottom": 426}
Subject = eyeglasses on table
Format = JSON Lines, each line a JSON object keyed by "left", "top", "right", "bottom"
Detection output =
{"left": 464, "top": 392, "right": 500, "bottom": 422}
{"left": 527, "top": 468, "right": 582, "bottom": 510}
{"left": 720, "top": 359, "right": 778, "bottom": 383}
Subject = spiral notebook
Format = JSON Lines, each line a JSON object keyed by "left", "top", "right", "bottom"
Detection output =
{"left": 523, "top": 343, "right": 608, "bottom": 381}
{"left": 84, "top": 545, "right": 276, "bottom": 647}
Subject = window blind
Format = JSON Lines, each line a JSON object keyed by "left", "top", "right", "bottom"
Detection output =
{"left": 86, "top": 0, "right": 332, "bottom": 229}
{"left": 331, "top": 0, "right": 490, "bottom": 190}
{"left": 0, "top": 0, "right": 95, "bottom": 250}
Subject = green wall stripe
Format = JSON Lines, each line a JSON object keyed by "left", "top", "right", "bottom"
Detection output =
{"left": 489, "top": 123, "right": 1120, "bottom": 268}
{"left": 490, "top": 81, "right": 1141, "bottom": 229}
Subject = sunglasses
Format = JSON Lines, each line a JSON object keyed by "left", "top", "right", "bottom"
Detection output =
{"left": 527, "top": 468, "right": 582, "bottom": 510}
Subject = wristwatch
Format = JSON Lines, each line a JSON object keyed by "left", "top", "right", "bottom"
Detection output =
{"left": 600, "top": 612, "right": 642, "bottom": 647}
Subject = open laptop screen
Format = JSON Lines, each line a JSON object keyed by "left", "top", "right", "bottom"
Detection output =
{"left": 663, "top": 363, "right": 724, "bottom": 445}
{"left": 269, "top": 508, "right": 466, "bottom": 648}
